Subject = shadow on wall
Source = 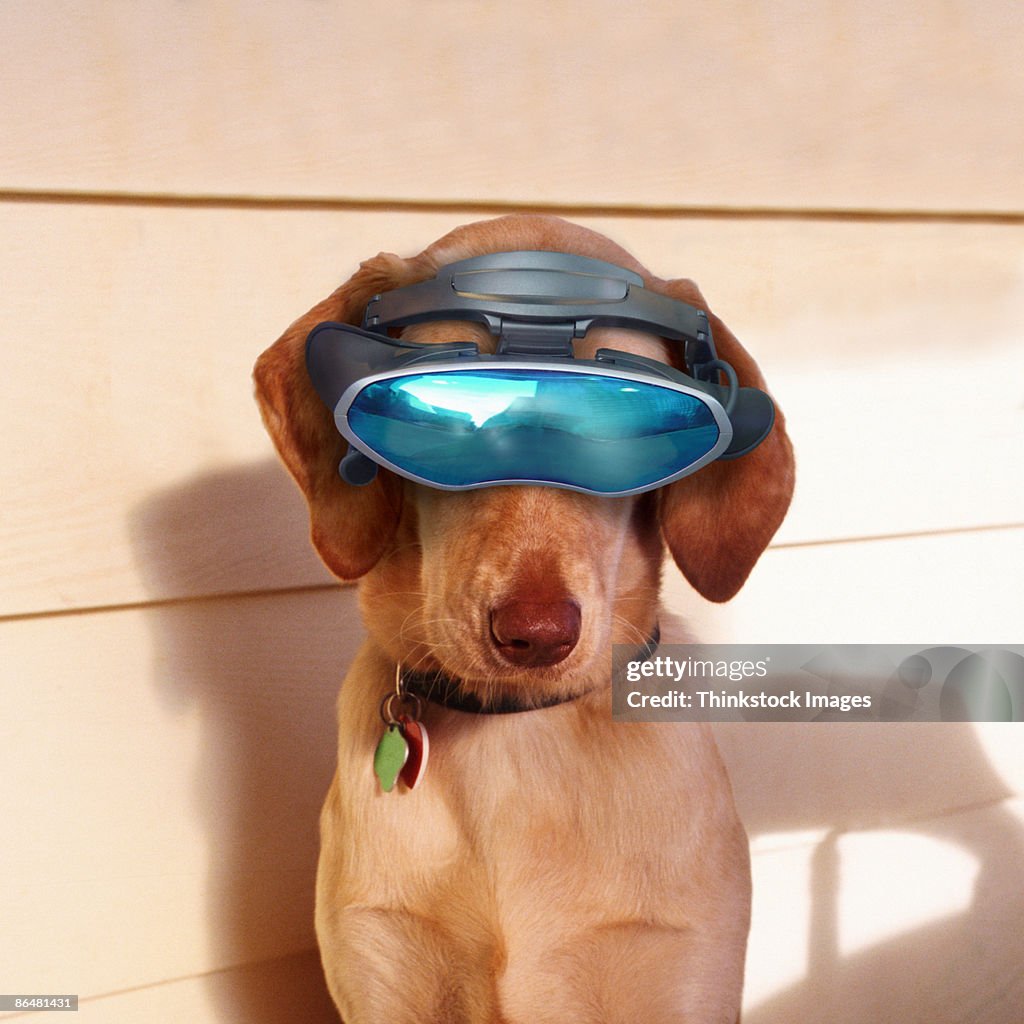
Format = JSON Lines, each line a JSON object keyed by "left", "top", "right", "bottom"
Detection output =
{"left": 132, "top": 459, "right": 347, "bottom": 1023}
{"left": 715, "top": 722, "right": 1024, "bottom": 1023}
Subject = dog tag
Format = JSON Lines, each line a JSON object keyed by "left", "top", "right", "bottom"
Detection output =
{"left": 398, "top": 715, "right": 429, "bottom": 790}
{"left": 373, "top": 724, "right": 408, "bottom": 793}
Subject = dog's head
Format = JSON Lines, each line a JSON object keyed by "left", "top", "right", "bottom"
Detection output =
{"left": 255, "top": 215, "right": 794, "bottom": 707}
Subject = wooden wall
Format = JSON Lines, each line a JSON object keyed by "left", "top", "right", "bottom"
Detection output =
{"left": 1, "top": 3, "right": 1022, "bottom": 1021}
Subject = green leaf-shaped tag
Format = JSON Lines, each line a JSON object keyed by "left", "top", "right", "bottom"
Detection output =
{"left": 373, "top": 724, "right": 408, "bottom": 793}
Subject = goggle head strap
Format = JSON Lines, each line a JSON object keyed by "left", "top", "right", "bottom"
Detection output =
{"left": 362, "top": 250, "right": 719, "bottom": 376}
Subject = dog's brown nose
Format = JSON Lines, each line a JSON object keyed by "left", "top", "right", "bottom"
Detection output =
{"left": 490, "top": 599, "right": 582, "bottom": 667}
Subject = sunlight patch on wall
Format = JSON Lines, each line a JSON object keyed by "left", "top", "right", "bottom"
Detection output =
{"left": 838, "top": 830, "right": 978, "bottom": 957}
{"left": 744, "top": 836, "right": 819, "bottom": 1006}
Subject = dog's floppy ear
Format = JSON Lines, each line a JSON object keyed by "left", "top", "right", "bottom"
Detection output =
{"left": 254, "top": 253, "right": 428, "bottom": 579}
{"left": 654, "top": 277, "right": 795, "bottom": 602}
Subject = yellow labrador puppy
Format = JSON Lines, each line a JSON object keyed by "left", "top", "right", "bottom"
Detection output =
{"left": 255, "top": 215, "right": 794, "bottom": 1023}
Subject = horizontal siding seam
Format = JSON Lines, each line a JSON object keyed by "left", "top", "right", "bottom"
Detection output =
{"left": 3, "top": 523, "right": 1021, "bottom": 624}
{"left": 0, "top": 582, "right": 348, "bottom": 625}
{"left": 750, "top": 793, "right": 1024, "bottom": 854}
{"left": 2, "top": 188, "right": 1023, "bottom": 224}
{"left": 66, "top": 948, "right": 324, "bottom": 1013}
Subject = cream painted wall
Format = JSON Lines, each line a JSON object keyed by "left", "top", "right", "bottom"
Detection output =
{"left": 1, "top": 3, "right": 1022, "bottom": 1021}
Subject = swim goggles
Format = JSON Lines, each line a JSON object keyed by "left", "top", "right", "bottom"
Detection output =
{"left": 306, "top": 250, "right": 775, "bottom": 496}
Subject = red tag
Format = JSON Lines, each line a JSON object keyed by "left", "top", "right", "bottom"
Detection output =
{"left": 398, "top": 715, "right": 429, "bottom": 790}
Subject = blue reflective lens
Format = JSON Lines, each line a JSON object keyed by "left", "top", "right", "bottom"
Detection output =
{"left": 346, "top": 369, "right": 720, "bottom": 493}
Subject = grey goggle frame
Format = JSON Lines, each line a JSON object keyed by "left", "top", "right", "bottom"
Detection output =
{"left": 306, "top": 250, "right": 775, "bottom": 492}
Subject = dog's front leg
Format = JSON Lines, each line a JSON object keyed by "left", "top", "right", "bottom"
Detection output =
{"left": 317, "top": 899, "right": 500, "bottom": 1024}
{"left": 315, "top": 672, "right": 505, "bottom": 1024}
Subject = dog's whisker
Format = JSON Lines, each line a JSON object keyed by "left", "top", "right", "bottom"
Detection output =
{"left": 609, "top": 612, "right": 650, "bottom": 648}
{"left": 372, "top": 541, "right": 424, "bottom": 568}
{"left": 396, "top": 617, "right": 463, "bottom": 647}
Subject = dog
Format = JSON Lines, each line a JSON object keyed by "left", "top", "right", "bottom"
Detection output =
{"left": 254, "top": 214, "right": 794, "bottom": 1022}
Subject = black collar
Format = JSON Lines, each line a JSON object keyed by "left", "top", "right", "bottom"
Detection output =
{"left": 401, "top": 624, "right": 660, "bottom": 715}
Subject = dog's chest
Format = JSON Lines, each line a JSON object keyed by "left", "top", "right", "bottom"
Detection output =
{"left": 332, "top": 704, "right": 718, "bottom": 922}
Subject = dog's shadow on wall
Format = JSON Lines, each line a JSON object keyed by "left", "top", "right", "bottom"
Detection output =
{"left": 133, "top": 461, "right": 1024, "bottom": 1022}
{"left": 132, "top": 459, "right": 345, "bottom": 1023}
